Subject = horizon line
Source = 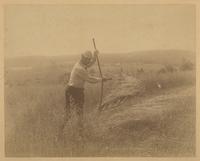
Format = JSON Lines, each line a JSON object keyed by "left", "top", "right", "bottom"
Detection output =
{"left": 5, "top": 49, "right": 195, "bottom": 58}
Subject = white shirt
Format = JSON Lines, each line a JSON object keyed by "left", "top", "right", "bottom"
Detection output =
{"left": 68, "top": 62, "right": 89, "bottom": 88}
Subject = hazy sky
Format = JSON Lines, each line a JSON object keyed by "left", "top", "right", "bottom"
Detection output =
{"left": 5, "top": 5, "right": 195, "bottom": 56}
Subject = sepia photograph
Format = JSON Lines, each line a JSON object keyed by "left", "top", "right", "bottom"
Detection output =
{"left": 2, "top": 1, "right": 199, "bottom": 158}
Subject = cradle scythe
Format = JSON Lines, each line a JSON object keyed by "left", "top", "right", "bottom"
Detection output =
{"left": 92, "top": 38, "right": 104, "bottom": 112}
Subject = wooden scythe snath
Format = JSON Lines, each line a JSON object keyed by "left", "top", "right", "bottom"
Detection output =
{"left": 92, "top": 38, "right": 104, "bottom": 111}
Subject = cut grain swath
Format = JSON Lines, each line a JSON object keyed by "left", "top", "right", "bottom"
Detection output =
{"left": 99, "top": 75, "right": 145, "bottom": 112}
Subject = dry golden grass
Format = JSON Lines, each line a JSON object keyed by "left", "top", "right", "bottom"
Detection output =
{"left": 5, "top": 57, "right": 196, "bottom": 156}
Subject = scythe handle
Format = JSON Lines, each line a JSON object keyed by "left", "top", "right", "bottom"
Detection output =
{"left": 92, "top": 38, "right": 103, "bottom": 110}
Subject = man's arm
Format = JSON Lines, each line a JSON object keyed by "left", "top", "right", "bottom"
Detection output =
{"left": 76, "top": 67, "right": 101, "bottom": 83}
{"left": 86, "top": 75, "right": 112, "bottom": 83}
{"left": 86, "top": 75, "right": 102, "bottom": 83}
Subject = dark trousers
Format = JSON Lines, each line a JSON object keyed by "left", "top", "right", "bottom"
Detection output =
{"left": 65, "top": 85, "right": 84, "bottom": 117}
{"left": 60, "top": 85, "right": 85, "bottom": 140}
